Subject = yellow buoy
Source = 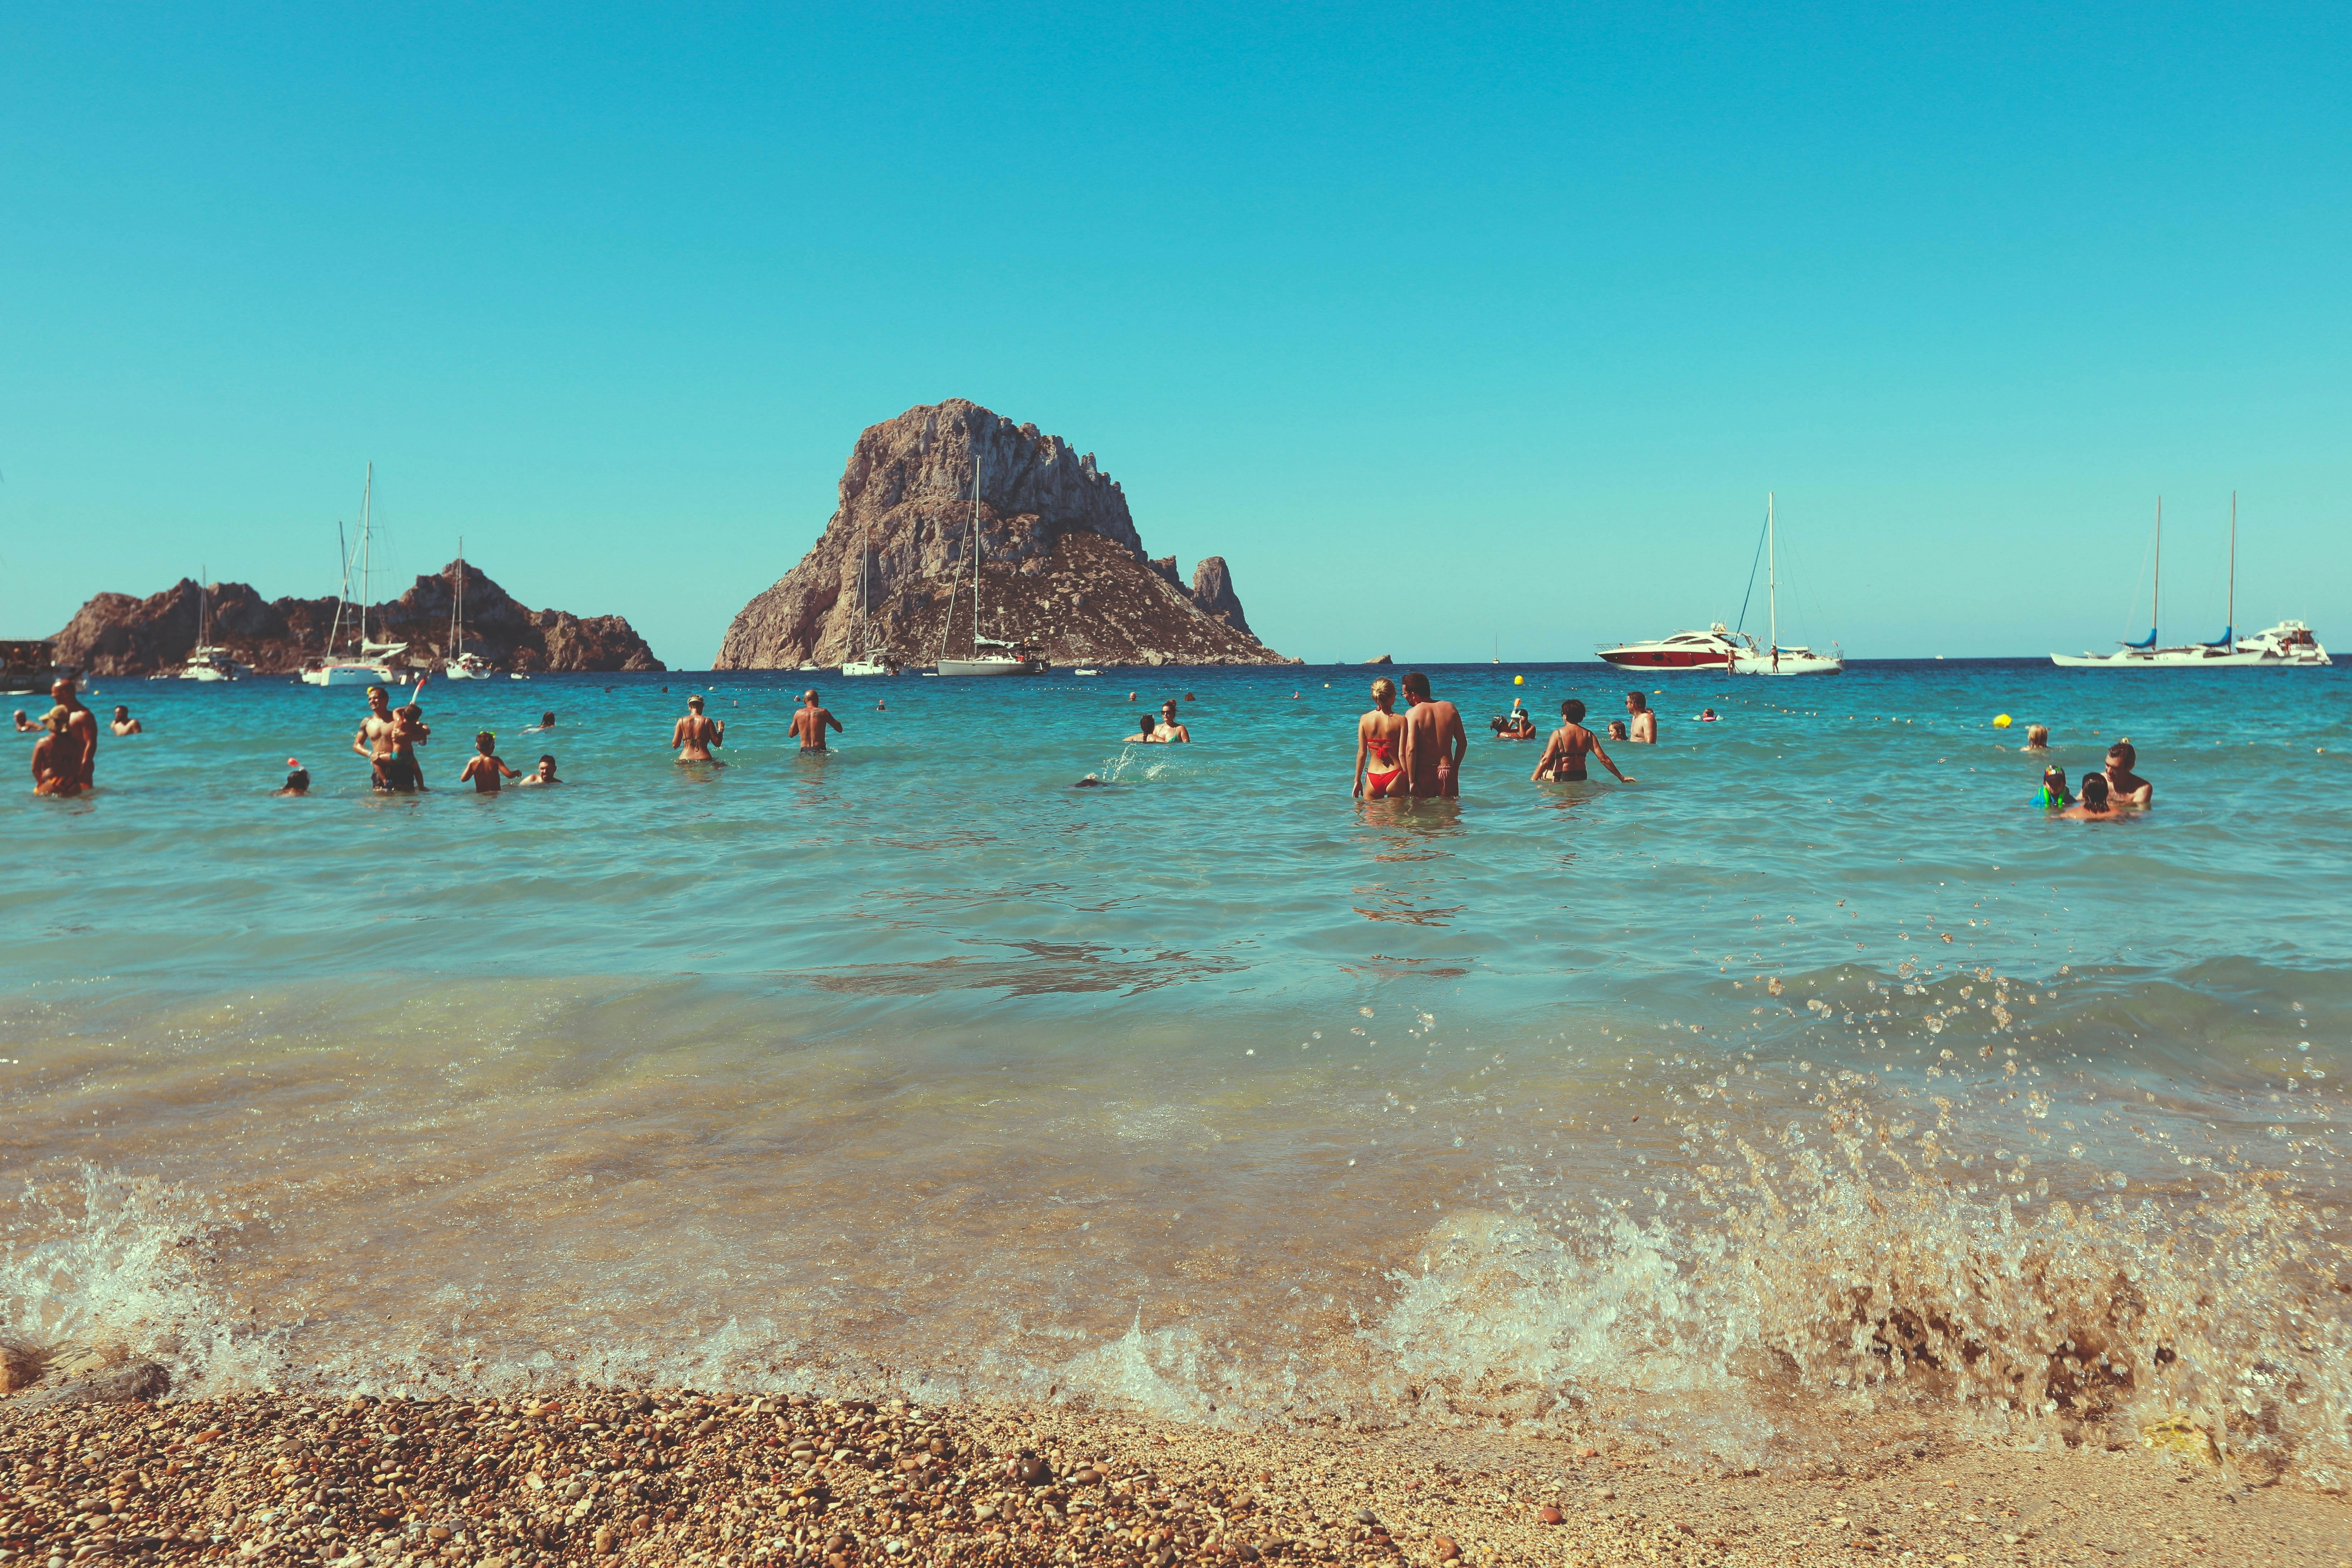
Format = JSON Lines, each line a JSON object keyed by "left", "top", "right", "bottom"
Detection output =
{"left": 1513, "top": 675, "right": 1524, "bottom": 685}
{"left": 1994, "top": 713, "right": 2013, "bottom": 728}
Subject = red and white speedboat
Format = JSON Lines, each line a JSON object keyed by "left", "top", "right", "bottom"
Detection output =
{"left": 1597, "top": 624, "right": 1746, "bottom": 669}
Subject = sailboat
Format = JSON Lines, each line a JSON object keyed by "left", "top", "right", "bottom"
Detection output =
{"left": 176, "top": 568, "right": 250, "bottom": 680}
{"left": 1727, "top": 492, "right": 1841, "bottom": 677}
{"left": 933, "top": 442, "right": 1048, "bottom": 677}
{"left": 301, "top": 464, "right": 415, "bottom": 687}
{"left": 2052, "top": 495, "right": 2329, "bottom": 668}
{"left": 439, "top": 537, "right": 494, "bottom": 678}
{"left": 840, "top": 523, "right": 898, "bottom": 677}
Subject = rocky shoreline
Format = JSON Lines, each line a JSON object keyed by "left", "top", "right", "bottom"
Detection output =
{"left": 3, "top": 1380, "right": 2343, "bottom": 1567}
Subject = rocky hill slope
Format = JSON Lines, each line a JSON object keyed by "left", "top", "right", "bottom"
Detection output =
{"left": 715, "top": 400, "right": 1293, "bottom": 668}
{"left": 51, "top": 564, "right": 662, "bottom": 677}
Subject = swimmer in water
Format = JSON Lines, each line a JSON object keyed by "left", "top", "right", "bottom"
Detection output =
{"left": 1533, "top": 698, "right": 1635, "bottom": 785}
{"left": 354, "top": 685, "right": 406, "bottom": 791}
{"left": 273, "top": 758, "right": 310, "bottom": 796}
{"left": 790, "top": 688, "right": 841, "bottom": 752}
{"left": 110, "top": 705, "right": 142, "bottom": 735}
{"left": 2023, "top": 723, "right": 2050, "bottom": 752}
{"left": 1128, "top": 711, "right": 1159, "bottom": 743}
{"left": 2059, "top": 772, "right": 2126, "bottom": 821}
{"left": 1153, "top": 700, "right": 1190, "bottom": 743}
{"left": 671, "top": 694, "right": 724, "bottom": 763}
{"left": 1625, "top": 690, "right": 1657, "bottom": 743}
{"left": 1697, "top": 707, "right": 1720, "bottom": 723}
{"left": 1400, "top": 672, "right": 1465, "bottom": 799}
{"left": 1353, "top": 677, "right": 1408, "bottom": 798}
{"left": 2102, "top": 742, "right": 2152, "bottom": 807}
{"left": 517, "top": 754, "right": 562, "bottom": 786}
{"left": 392, "top": 701, "right": 432, "bottom": 790}
{"left": 2033, "top": 766, "right": 2073, "bottom": 808}
{"left": 11, "top": 710, "right": 31, "bottom": 733}
{"left": 459, "top": 731, "right": 520, "bottom": 792}
{"left": 523, "top": 711, "right": 557, "bottom": 733}
{"left": 1607, "top": 719, "right": 1628, "bottom": 741}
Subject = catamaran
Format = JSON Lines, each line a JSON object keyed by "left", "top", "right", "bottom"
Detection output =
{"left": 2052, "top": 495, "right": 2329, "bottom": 668}
{"left": 840, "top": 522, "right": 898, "bottom": 676}
{"left": 438, "top": 536, "right": 494, "bottom": 678}
{"left": 176, "top": 569, "right": 250, "bottom": 680}
{"left": 301, "top": 464, "right": 415, "bottom": 688}
{"left": 934, "top": 444, "right": 1047, "bottom": 677}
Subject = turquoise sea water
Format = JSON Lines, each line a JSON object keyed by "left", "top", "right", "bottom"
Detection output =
{"left": 5, "top": 661, "right": 2348, "bottom": 1481}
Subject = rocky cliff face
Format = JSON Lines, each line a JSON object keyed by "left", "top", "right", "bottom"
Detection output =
{"left": 51, "top": 566, "right": 662, "bottom": 677}
{"left": 715, "top": 399, "right": 1292, "bottom": 668}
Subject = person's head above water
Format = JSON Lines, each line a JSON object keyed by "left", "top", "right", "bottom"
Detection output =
{"left": 366, "top": 685, "right": 389, "bottom": 709}
{"left": 51, "top": 677, "right": 77, "bottom": 703}
{"left": 1369, "top": 677, "right": 1396, "bottom": 707}
{"left": 2107, "top": 741, "right": 2137, "bottom": 769}
{"left": 280, "top": 757, "right": 309, "bottom": 794}
{"left": 475, "top": 731, "right": 497, "bottom": 754}
{"left": 535, "top": 754, "right": 557, "bottom": 779}
{"left": 1608, "top": 719, "right": 1628, "bottom": 739}
{"left": 541, "top": 712, "right": 556, "bottom": 727}
{"left": 802, "top": 689, "right": 820, "bottom": 705}
{"left": 2080, "top": 773, "right": 2111, "bottom": 811}
{"left": 1560, "top": 698, "right": 1587, "bottom": 723}
{"left": 1160, "top": 699, "right": 1178, "bottom": 716}
{"left": 1400, "top": 672, "right": 1431, "bottom": 702}
{"left": 112, "top": 705, "right": 129, "bottom": 720}
{"left": 1625, "top": 691, "right": 1648, "bottom": 712}
{"left": 2026, "top": 723, "right": 2049, "bottom": 747}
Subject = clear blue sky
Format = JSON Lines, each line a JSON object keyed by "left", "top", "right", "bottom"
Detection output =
{"left": 5, "top": 3, "right": 2347, "bottom": 665}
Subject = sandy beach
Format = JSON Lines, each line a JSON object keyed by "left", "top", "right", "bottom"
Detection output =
{"left": 3, "top": 1381, "right": 2346, "bottom": 1568}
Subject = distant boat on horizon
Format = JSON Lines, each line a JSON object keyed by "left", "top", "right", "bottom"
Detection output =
{"left": 934, "top": 442, "right": 1047, "bottom": 677}
{"left": 1599, "top": 493, "right": 1842, "bottom": 676}
{"left": 2052, "top": 495, "right": 2329, "bottom": 668}
{"left": 301, "top": 464, "right": 416, "bottom": 688}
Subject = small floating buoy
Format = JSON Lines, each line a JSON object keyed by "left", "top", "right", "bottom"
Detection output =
{"left": 1994, "top": 713, "right": 2013, "bottom": 728}
{"left": 1513, "top": 674, "right": 1524, "bottom": 685}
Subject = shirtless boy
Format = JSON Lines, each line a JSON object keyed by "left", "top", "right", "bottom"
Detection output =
{"left": 1152, "top": 701, "right": 1190, "bottom": 743}
{"left": 1625, "top": 691, "right": 1657, "bottom": 743}
{"left": 1400, "top": 672, "right": 1465, "bottom": 799}
{"left": 518, "top": 754, "right": 561, "bottom": 786}
{"left": 111, "top": 705, "right": 142, "bottom": 735}
{"left": 2102, "top": 742, "right": 2152, "bottom": 807}
{"left": 459, "top": 731, "right": 521, "bottom": 792}
{"left": 790, "top": 689, "right": 843, "bottom": 752}
{"left": 1353, "top": 677, "right": 1409, "bottom": 798}
{"left": 1533, "top": 698, "right": 1635, "bottom": 785}
{"left": 672, "top": 695, "right": 725, "bottom": 762}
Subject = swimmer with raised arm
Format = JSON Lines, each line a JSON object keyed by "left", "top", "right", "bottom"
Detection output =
{"left": 1354, "top": 677, "right": 1409, "bottom": 798}
{"left": 458, "top": 731, "right": 521, "bottom": 792}
{"left": 672, "top": 694, "right": 724, "bottom": 763}
{"left": 1533, "top": 698, "right": 1634, "bottom": 784}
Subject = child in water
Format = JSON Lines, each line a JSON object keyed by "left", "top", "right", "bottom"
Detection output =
{"left": 2033, "top": 766, "right": 2073, "bottom": 808}
{"left": 2059, "top": 773, "right": 2124, "bottom": 821}
{"left": 459, "top": 731, "right": 520, "bottom": 793}
{"left": 273, "top": 757, "right": 310, "bottom": 796}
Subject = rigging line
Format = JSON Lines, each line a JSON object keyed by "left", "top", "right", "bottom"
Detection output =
{"left": 1732, "top": 505, "right": 1769, "bottom": 635}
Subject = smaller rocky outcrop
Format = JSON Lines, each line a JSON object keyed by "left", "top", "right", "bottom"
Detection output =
{"left": 50, "top": 566, "right": 662, "bottom": 677}
{"left": 1189, "top": 557, "right": 1251, "bottom": 637}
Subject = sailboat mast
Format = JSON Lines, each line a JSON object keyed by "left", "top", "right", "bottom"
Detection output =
{"left": 2154, "top": 496, "right": 2162, "bottom": 644}
{"left": 968, "top": 438, "right": 984, "bottom": 655}
{"left": 358, "top": 463, "right": 374, "bottom": 653}
{"left": 2227, "top": 491, "right": 2237, "bottom": 641}
{"left": 1767, "top": 491, "right": 1778, "bottom": 656}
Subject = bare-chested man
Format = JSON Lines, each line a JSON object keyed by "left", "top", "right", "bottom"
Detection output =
{"left": 1533, "top": 698, "right": 1635, "bottom": 785}
{"left": 1353, "top": 677, "right": 1408, "bottom": 798}
{"left": 1399, "top": 672, "right": 1466, "bottom": 799}
{"left": 2102, "top": 742, "right": 2153, "bottom": 808}
{"left": 110, "top": 705, "right": 142, "bottom": 735}
{"left": 790, "top": 689, "right": 842, "bottom": 752}
{"left": 352, "top": 685, "right": 414, "bottom": 792}
{"left": 671, "top": 694, "right": 725, "bottom": 763}
{"left": 1625, "top": 690, "right": 1657, "bottom": 743}
{"left": 34, "top": 679, "right": 98, "bottom": 793}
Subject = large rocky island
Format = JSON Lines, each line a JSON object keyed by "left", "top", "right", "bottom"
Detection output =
{"left": 51, "top": 564, "right": 662, "bottom": 677}
{"left": 716, "top": 400, "right": 1294, "bottom": 668}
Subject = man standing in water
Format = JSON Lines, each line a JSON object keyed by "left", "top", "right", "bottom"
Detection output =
{"left": 45, "top": 679, "right": 98, "bottom": 789}
{"left": 1625, "top": 690, "right": 1657, "bottom": 743}
{"left": 352, "top": 685, "right": 412, "bottom": 791}
{"left": 789, "top": 689, "right": 841, "bottom": 753}
{"left": 671, "top": 694, "right": 724, "bottom": 762}
{"left": 1399, "top": 672, "right": 1465, "bottom": 799}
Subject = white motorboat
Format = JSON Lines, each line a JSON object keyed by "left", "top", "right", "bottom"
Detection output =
{"left": 438, "top": 539, "right": 495, "bottom": 678}
{"left": 2052, "top": 495, "right": 2326, "bottom": 668}
{"left": 933, "top": 440, "right": 1048, "bottom": 677}
{"left": 301, "top": 464, "right": 414, "bottom": 688}
{"left": 1598, "top": 494, "right": 1841, "bottom": 675}
{"left": 839, "top": 522, "right": 899, "bottom": 676}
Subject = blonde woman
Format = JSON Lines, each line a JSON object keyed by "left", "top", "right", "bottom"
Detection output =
{"left": 1353, "top": 677, "right": 1410, "bottom": 798}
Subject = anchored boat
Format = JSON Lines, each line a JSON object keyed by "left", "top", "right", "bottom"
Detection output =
{"left": 933, "top": 443, "right": 1047, "bottom": 677}
{"left": 2052, "top": 495, "right": 2329, "bottom": 668}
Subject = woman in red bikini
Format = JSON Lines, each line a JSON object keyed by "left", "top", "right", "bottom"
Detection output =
{"left": 1353, "top": 677, "right": 1410, "bottom": 798}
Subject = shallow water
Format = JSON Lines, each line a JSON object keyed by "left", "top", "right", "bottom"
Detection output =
{"left": 4, "top": 662, "right": 2348, "bottom": 1483}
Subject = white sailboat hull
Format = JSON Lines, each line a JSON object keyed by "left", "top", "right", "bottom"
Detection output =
{"left": 840, "top": 660, "right": 894, "bottom": 677}
{"left": 935, "top": 657, "right": 1048, "bottom": 677}
{"left": 1730, "top": 648, "right": 1843, "bottom": 676}
{"left": 302, "top": 662, "right": 409, "bottom": 687}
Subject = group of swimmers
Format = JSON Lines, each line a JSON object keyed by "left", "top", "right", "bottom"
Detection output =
{"left": 1350, "top": 675, "right": 1653, "bottom": 799}
{"left": 2027, "top": 734, "right": 2154, "bottom": 821}
{"left": 347, "top": 681, "right": 563, "bottom": 795}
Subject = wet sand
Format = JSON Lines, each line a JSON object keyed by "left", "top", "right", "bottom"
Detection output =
{"left": 3, "top": 1383, "right": 2344, "bottom": 1568}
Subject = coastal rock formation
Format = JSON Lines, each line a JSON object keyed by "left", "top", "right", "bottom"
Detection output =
{"left": 715, "top": 399, "right": 1294, "bottom": 668}
{"left": 50, "top": 566, "right": 662, "bottom": 677}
